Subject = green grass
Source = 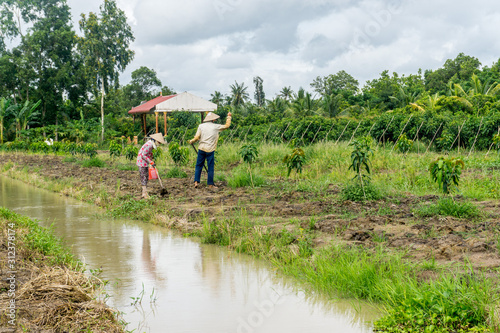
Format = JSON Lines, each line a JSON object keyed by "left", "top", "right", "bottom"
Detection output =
{"left": 194, "top": 211, "right": 497, "bottom": 332}
{"left": 79, "top": 157, "right": 106, "bottom": 168}
{"left": 415, "top": 197, "right": 482, "bottom": 219}
{"left": 0, "top": 207, "right": 79, "bottom": 268}
{"left": 166, "top": 165, "right": 188, "bottom": 178}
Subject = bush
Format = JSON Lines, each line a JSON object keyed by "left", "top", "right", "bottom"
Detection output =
{"left": 168, "top": 142, "right": 189, "bottom": 165}
{"left": 109, "top": 140, "right": 122, "bottom": 158}
{"left": 123, "top": 145, "right": 138, "bottom": 161}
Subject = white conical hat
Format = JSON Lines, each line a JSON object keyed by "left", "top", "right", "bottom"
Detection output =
{"left": 203, "top": 112, "right": 220, "bottom": 122}
{"left": 149, "top": 133, "right": 165, "bottom": 144}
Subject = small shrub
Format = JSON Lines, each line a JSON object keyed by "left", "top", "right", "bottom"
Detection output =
{"left": 109, "top": 140, "right": 122, "bottom": 158}
{"left": 283, "top": 147, "right": 306, "bottom": 177}
{"left": 124, "top": 145, "right": 138, "bottom": 161}
{"left": 168, "top": 142, "right": 189, "bottom": 165}
{"left": 240, "top": 144, "right": 259, "bottom": 187}
{"left": 395, "top": 133, "right": 413, "bottom": 153}
{"left": 83, "top": 143, "right": 98, "bottom": 158}
{"left": 429, "top": 157, "right": 464, "bottom": 195}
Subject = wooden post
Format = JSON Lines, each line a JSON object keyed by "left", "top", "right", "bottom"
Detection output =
{"left": 468, "top": 117, "right": 484, "bottom": 157}
{"left": 378, "top": 116, "right": 394, "bottom": 143}
{"left": 425, "top": 122, "right": 443, "bottom": 153}
{"left": 155, "top": 112, "right": 159, "bottom": 134}
{"left": 142, "top": 114, "right": 147, "bottom": 138}
{"left": 449, "top": 119, "right": 467, "bottom": 152}
{"left": 347, "top": 121, "right": 362, "bottom": 146}
{"left": 335, "top": 120, "right": 351, "bottom": 145}
{"left": 392, "top": 115, "right": 413, "bottom": 151}
{"left": 163, "top": 112, "right": 167, "bottom": 137}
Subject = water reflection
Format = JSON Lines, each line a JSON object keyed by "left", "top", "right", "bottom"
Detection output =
{"left": 0, "top": 175, "right": 380, "bottom": 332}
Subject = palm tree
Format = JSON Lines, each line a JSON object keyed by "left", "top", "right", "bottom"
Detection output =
{"left": 229, "top": 81, "right": 249, "bottom": 107}
{"left": 389, "top": 86, "right": 422, "bottom": 108}
{"left": 290, "top": 88, "right": 318, "bottom": 117}
{"left": 210, "top": 91, "right": 224, "bottom": 108}
{"left": 279, "top": 86, "right": 293, "bottom": 101}
{"left": 321, "top": 94, "right": 343, "bottom": 118}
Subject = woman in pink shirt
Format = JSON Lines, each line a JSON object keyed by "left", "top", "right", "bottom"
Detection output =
{"left": 137, "top": 133, "right": 165, "bottom": 198}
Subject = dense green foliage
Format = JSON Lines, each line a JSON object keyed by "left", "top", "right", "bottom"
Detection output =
{"left": 1, "top": 5, "right": 500, "bottom": 153}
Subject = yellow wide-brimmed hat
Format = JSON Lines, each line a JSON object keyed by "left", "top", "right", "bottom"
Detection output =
{"left": 149, "top": 133, "right": 166, "bottom": 144}
{"left": 203, "top": 112, "right": 220, "bottom": 122}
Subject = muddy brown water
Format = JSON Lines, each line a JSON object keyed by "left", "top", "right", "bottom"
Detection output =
{"left": 1, "top": 175, "right": 381, "bottom": 332}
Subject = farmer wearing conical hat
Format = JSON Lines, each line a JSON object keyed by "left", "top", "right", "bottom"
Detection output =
{"left": 137, "top": 133, "right": 165, "bottom": 198}
{"left": 189, "top": 111, "right": 232, "bottom": 189}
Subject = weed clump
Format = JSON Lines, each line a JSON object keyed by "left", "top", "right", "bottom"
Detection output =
{"left": 166, "top": 165, "right": 187, "bottom": 178}
{"left": 416, "top": 197, "right": 481, "bottom": 219}
{"left": 341, "top": 181, "right": 382, "bottom": 201}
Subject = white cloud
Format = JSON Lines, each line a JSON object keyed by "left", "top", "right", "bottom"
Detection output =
{"left": 66, "top": 0, "right": 500, "bottom": 100}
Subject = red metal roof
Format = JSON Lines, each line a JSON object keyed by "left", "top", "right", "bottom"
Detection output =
{"left": 128, "top": 94, "right": 177, "bottom": 114}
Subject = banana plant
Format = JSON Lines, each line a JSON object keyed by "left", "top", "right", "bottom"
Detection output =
{"left": 0, "top": 97, "right": 16, "bottom": 143}
{"left": 9, "top": 99, "right": 42, "bottom": 139}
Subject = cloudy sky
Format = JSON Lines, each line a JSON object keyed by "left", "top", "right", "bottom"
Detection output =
{"left": 66, "top": 0, "right": 500, "bottom": 101}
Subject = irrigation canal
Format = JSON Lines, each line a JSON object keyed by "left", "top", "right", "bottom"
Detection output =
{"left": 1, "top": 175, "right": 380, "bottom": 332}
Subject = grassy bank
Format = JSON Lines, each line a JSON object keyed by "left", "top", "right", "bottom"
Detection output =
{"left": 0, "top": 207, "right": 125, "bottom": 332}
{"left": 195, "top": 212, "right": 498, "bottom": 332}
{"left": 1, "top": 141, "right": 500, "bottom": 331}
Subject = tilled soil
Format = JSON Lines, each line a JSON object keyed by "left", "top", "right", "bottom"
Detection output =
{"left": 2, "top": 152, "right": 500, "bottom": 271}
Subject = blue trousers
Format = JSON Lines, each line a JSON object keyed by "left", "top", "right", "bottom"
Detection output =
{"left": 194, "top": 150, "right": 215, "bottom": 185}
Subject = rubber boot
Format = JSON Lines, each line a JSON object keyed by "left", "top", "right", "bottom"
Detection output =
{"left": 141, "top": 186, "right": 149, "bottom": 199}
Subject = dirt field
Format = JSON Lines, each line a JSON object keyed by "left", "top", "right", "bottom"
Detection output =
{"left": 2, "top": 152, "right": 500, "bottom": 272}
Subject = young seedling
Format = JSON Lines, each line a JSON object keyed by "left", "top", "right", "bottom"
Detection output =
{"left": 429, "top": 157, "right": 465, "bottom": 195}
{"left": 348, "top": 136, "right": 373, "bottom": 199}
{"left": 240, "top": 143, "right": 259, "bottom": 187}
{"left": 283, "top": 147, "right": 306, "bottom": 178}
{"left": 109, "top": 139, "right": 122, "bottom": 158}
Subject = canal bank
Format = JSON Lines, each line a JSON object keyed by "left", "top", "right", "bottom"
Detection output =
{"left": 1, "top": 152, "right": 499, "bottom": 332}
{"left": 0, "top": 174, "right": 380, "bottom": 332}
{"left": 0, "top": 206, "right": 125, "bottom": 332}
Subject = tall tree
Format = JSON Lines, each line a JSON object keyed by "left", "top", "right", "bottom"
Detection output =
{"left": 210, "top": 91, "right": 224, "bottom": 108}
{"left": 311, "top": 70, "right": 359, "bottom": 97}
{"left": 424, "top": 53, "right": 481, "bottom": 94}
{"left": 230, "top": 81, "right": 249, "bottom": 107}
{"left": 279, "top": 86, "right": 294, "bottom": 101}
{"left": 253, "top": 76, "right": 265, "bottom": 107}
{"left": 79, "top": 0, "right": 135, "bottom": 141}
{"left": 123, "top": 66, "right": 162, "bottom": 108}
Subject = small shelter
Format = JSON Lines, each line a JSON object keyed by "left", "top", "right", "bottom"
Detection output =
{"left": 128, "top": 91, "right": 218, "bottom": 136}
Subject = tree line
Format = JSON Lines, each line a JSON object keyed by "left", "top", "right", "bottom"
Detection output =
{"left": 1, "top": 0, "right": 500, "bottom": 150}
